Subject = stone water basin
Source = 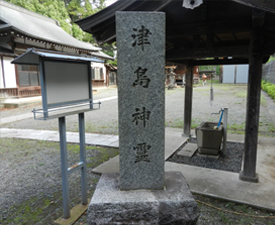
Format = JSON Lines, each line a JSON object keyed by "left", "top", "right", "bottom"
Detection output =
{"left": 195, "top": 122, "right": 224, "bottom": 155}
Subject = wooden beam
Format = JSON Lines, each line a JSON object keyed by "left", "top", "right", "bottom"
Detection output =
{"left": 232, "top": 0, "right": 275, "bottom": 14}
{"left": 183, "top": 65, "right": 193, "bottom": 137}
{"left": 167, "top": 18, "right": 252, "bottom": 37}
{"left": 193, "top": 34, "right": 200, "bottom": 48}
{"left": 166, "top": 45, "right": 250, "bottom": 60}
{"left": 170, "top": 58, "right": 248, "bottom": 66}
{"left": 252, "top": 9, "right": 265, "bottom": 27}
{"left": 206, "top": 33, "right": 214, "bottom": 47}
{"left": 88, "top": 0, "right": 173, "bottom": 44}
{"left": 167, "top": 16, "right": 275, "bottom": 39}
{"left": 168, "top": 56, "right": 269, "bottom": 66}
{"left": 239, "top": 9, "right": 265, "bottom": 183}
{"left": 166, "top": 41, "right": 275, "bottom": 61}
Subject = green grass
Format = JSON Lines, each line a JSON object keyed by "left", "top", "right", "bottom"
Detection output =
{"left": 267, "top": 123, "right": 275, "bottom": 133}
{"left": 72, "top": 121, "right": 119, "bottom": 135}
{"left": 165, "top": 118, "right": 201, "bottom": 129}
{"left": 233, "top": 85, "right": 267, "bottom": 106}
{"left": 261, "top": 94, "right": 267, "bottom": 106}
{"left": 193, "top": 87, "right": 210, "bottom": 93}
{"left": 267, "top": 55, "right": 275, "bottom": 63}
{"left": 86, "top": 146, "right": 119, "bottom": 167}
{"left": 4, "top": 194, "right": 60, "bottom": 225}
{"left": 0, "top": 138, "right": 118, "bottom": 225}
{"left": 219, "top": 211, "right": 230, "bottom": 223}
{"left": 235, "top": 90, "right": 247, "bottom": 98}
{"left": 262, "top": 80, "right": 275, "bottom": 99}
{"left": 165, "top": 118, "right": 183, "bottom": 128}
{"left": 228, "top": 122, "right": 246, "bottom": 134}
{"left": 66, "top": 144, "right": 119, "bottom": 168}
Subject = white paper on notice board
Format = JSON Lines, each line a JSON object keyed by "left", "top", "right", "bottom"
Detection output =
{"left": 44, "top": 61, "right": 90, "bottom": 105}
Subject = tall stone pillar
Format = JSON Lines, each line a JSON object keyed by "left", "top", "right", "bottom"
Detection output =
{"left": 116, "top": 11, "right": 166, "bottom": 190}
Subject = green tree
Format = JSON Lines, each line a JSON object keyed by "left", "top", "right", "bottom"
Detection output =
{"left": 101, "top": 43, "right": 117, "bottom": 66}
{"left": 6, "top": 0, "right": 74, "bottom": 35}
{"left": 6, "top": 0, "right": 115, "bottom": 57}
{"left": 65, "top": 0, "right": 105, "bottom": 21}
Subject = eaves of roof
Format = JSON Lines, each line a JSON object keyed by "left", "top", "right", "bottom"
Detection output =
{"left": 232, "top": 0, "right": 275, "bottom": 13}
{"left": 75, "top": 0, "right": 275, "bottom": 65}
{"left": 75, "top": 0, "right": 136, "bottom": 30}
{"left": 12, "top": 48, "right": 104, "bottom": 65}
{"left": 76, "top": 0, "right": 275, "bottom": 44}
{"left": 91, "top": 51, "right": 114, "bottom": 61}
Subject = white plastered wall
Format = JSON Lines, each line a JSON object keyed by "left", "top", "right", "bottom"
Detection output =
{"left": 91, "top": 62, "right": 106, "bottom": 83}
{"left": 0, "top": 58, "right": 4, "bottom": 88}
{"left": 3, "top": 57, "right": 16, "bottom": 88}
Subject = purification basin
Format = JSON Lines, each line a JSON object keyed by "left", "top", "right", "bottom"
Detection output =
{"left": 195, "top": 122, "right": 224, "bottom": 155}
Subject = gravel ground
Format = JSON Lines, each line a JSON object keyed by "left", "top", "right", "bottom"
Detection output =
{"left": 1, "top": 138, "right": 275, "bottom": 225}
{"left": 1, "top": 88, "right": 119, "bottom": 135}
{"left": 167, "top": 138, "right": 244, "bottom": 173}
{"left": 1, "top": 84, "right": 275, "bottom": 136}
{"left": 1, "top": 84, "right": 275, "bottom": 224}
{"left": 194, "top": 194, "right": 275, "bottom": 225}
{"left": 0, "top": 138, "right": 118, "bottom": 225}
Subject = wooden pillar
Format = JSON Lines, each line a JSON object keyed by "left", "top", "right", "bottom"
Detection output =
{"left": 183, "top": 65, "right": 193, "bottom": 136}
{"left": 239, "top": 10, "right": 264, "bottom": 182}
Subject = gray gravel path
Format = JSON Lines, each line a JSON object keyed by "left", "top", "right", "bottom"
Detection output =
{"left": 0, "top": 88, "right": 118, "bottom": 118}
{"left": 1, "top": 84, "right": 275, "bottom": 136}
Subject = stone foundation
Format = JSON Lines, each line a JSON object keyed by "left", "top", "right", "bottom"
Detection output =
{"left": 88, "top": 172, "right": 200, "bottom": 225}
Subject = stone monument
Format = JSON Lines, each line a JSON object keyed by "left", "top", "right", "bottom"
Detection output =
{"left": 88, "top": 12, "right": 200, "bottom": 224}
{"left": 117, "top": 11, "right": 165, "bottom": 190}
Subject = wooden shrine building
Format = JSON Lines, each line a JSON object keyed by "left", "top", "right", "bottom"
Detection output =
{"left": 0, "top": 0, "right": 113, "bottom": 98}
{"left": 75, "top": 0, "right": 275, "bottom": 183}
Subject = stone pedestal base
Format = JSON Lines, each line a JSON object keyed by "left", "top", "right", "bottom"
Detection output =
{"left": 88, "top": 172, "right": 200, "bottom": 225}
{"left": 239, "top": 171, "right": 259, "bottom": 183}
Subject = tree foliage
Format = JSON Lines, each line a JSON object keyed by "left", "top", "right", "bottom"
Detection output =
{"left": 199, "top": 65, "right": 221, "bottom": 76}
{"left": 101, "top": 43, "right": 117, "bottom": 66}
{"left": 66, "top": 0, "right": 105, "bottom": 21}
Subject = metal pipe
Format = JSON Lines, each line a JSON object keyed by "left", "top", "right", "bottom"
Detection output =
{"left": 59, "top": 116, "right": 70, "bottom": 219}
{"left": 67, "top": 162, "right": 84, "bottom": 174}
{"left": 222, "top": 108, "right": 228, "bottom": 153}
{"left": 79, "top": 112, "right": 88, "bottom": 205}
{"left": 217, "top": 109, "right": 224, "bottom": 128}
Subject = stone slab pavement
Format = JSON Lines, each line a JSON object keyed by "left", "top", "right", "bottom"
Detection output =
{"left": 88, "top": 130, "right": 275, "bottom": 212}
{"left": 0, "top": 127, "right": 187, "bottom": 159}
{"left": 0, "top": 128, "right": 119, "bottom": 148}
{"left": 91, "top": 127, "right": 188, "bottom": 175}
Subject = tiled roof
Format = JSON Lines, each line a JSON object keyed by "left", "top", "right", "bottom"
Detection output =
{"left": 0, "top": 0, "right": 100, "bottom": 52}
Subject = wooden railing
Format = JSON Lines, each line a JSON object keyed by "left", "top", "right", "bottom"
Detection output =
{"left": 92, "top": 80, "right": 105, "bottom": 87}
{"left": 0, "top": 88, "right": 18, "bottom": 97}
{"left": 18, "top": 87, "right": 41, "bottom": 97}
{"left": 0, "top": 87, "right": 41, "bottom": 98}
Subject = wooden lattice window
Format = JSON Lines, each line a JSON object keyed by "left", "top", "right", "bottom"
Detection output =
{"left": 17, "top": 65, "right": 40, "bottom": 87}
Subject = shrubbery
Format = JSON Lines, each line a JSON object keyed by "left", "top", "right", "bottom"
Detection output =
{"left": 262, "top": 80, "right": 275, "bottom": 99}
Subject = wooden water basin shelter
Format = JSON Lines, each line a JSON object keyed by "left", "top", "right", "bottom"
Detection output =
{"left": 75, "top": 0, "right": 275, "bottom": 183}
